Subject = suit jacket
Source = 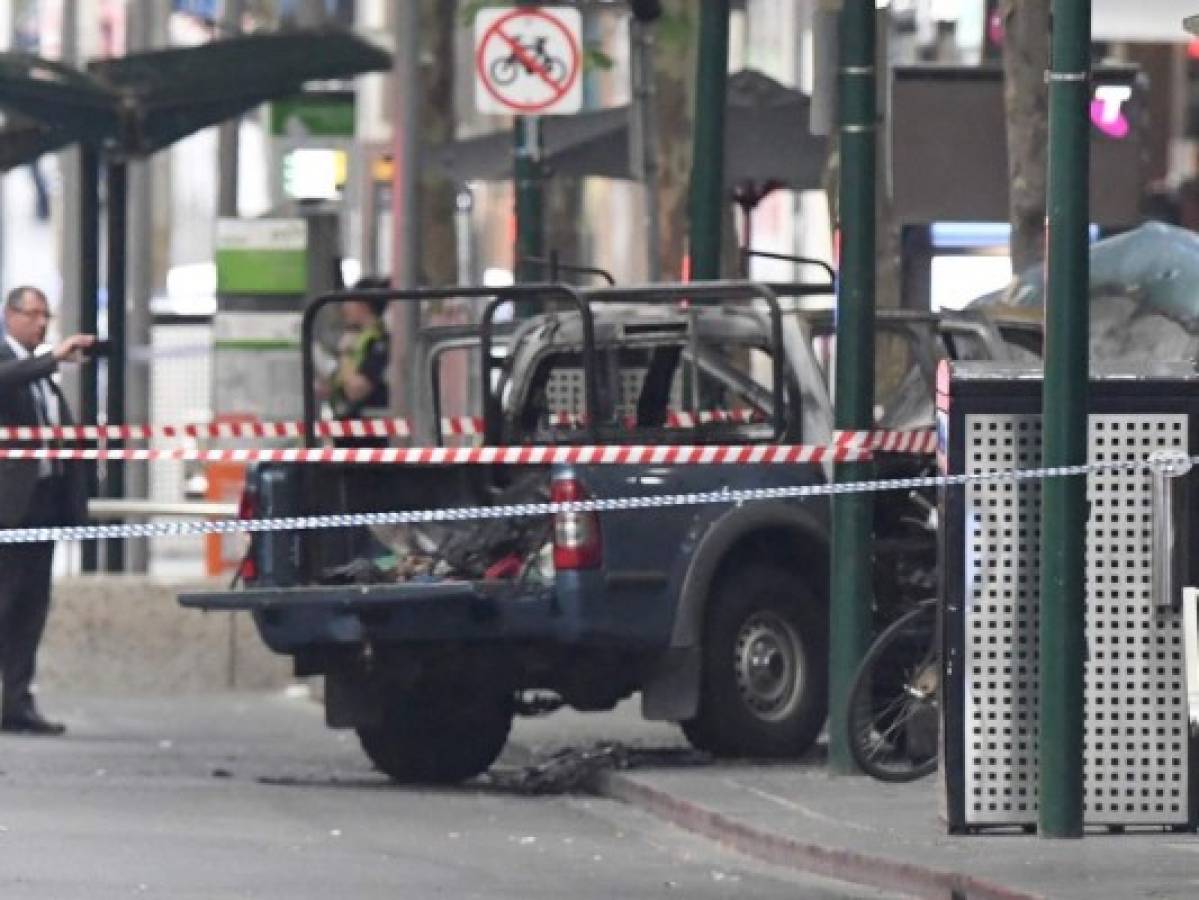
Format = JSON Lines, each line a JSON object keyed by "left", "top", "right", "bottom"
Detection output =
{"left": 0, "top": 342, "right": 88, "bottom": 529}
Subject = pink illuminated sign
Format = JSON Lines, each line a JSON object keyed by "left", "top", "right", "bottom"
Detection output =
{"left": 1090, "top": 85, "right": 1132, "bottom": 139}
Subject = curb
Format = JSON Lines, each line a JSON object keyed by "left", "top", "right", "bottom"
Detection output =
{"left": 594, "top": 770, "right": 1043, "bottom": 900}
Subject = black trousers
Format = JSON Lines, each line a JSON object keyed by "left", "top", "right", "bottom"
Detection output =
{"left": 0, "top": 477, "right": 63, "bottom": 717}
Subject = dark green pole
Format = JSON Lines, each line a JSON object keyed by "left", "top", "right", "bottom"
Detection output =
{"left": 1038, "top": 0, "right": 1090, "bottom": 839}
{"left": 828, "top": 0, "right": 877, "bottom": 775}
{"left": 105, "top": 159, "right": 128, "bottom": 573}
{"left": 79, "top": 144, "right": 100, "bottom": 574}
{"left": 514, "top": 115, "right": 544, "bottom": 289}
{"left": 687, "top": 0, "right": 729, "bottom": 281}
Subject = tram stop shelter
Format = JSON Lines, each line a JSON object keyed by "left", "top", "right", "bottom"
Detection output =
{"left": 0, "top": 28, "right": 391, "bottom": 569}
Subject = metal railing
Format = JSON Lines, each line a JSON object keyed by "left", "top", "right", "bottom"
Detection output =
{"left": 88, "top": 499, "right": 238, "bottom": 519}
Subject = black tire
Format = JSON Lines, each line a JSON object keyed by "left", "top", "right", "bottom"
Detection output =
{"left": 357, "top": 686, "right": 514, "bottom": 784}
{"left": 682, "top": 564, "right": 827, "bottom": 758}
{"left": 846, "top": 600, "right": 939, "bottom": 782}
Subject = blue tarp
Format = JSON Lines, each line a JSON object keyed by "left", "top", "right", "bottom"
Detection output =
{"left": 972, "top": 221, "right": 1199, "bottom": 325}
{"left": 970, "top": 221, "right": 1199, "bottom": 364}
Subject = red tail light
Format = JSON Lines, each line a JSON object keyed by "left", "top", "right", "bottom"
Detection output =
{"left": 237, "top": 487, "right": 259, "bottom": 583}
{"left": 237, "top": 487, "right": 258, "bottom": 520}
{"left": 551, "top": 476, "right": 602, "bottom": 570}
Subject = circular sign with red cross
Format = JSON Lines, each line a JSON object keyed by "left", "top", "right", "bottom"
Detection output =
{"left": 474, "top": 6, "right": 582, "bottom": 116}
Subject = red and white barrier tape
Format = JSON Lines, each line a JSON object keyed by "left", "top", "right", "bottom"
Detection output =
{"left": 440, "top": 416, "right": 484, "bottom": 437}
{"left": 0, "top": 418, "right": 412, "bottom": 443}
{"left": 0, "top": 413, "right": 935, "bottom": 461}
{"left": 834, "top": 429, "right": 938, "bottom": 455}
{"left": 546, "top": 409, "right": 764, "bottom": 429}
{"left": 0, "top": 409, "right": 764, "bottom": 443}
{"left": 0, "top": 443, "right": 869, "bottom": 465}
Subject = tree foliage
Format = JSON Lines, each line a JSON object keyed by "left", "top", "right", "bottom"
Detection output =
{"left": 648, "top": 0, "right": 696, "bottom": 278}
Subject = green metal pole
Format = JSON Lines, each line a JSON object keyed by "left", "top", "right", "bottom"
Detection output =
{"left": 1038, "top": 0, "right": 1090, "bottom": 839}
{"left": 687, "top": 0, "right": 729, "bottom": 281}
{"left": 105, "top": 159, "right": 128, "bottom": 573}
{"left": 514, "top": 115, "right": 544, "bottom": 291}
{"left": 79, "top": 144, "right": 100, "bottom": 574}
{"left": 828, "top": 0, "right": 877, "bottom": 775}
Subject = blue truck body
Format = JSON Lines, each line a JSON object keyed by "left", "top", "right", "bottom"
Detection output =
{"left": 180, "top": 281, "right": 1018, "bottom": 782}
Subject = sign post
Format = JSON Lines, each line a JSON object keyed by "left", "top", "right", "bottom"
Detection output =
{"left": 474, "top": 6, "right": 582, "bottom": 294}
{"left": 514, "top": 116, "right": 544, "bottom": 286}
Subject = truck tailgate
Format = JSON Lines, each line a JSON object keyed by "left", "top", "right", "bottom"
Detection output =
{"left": 178, "top": 580, "right": 556, "bottom": 651}
{"left": 179, "top": 580, "right": 502, "bottom": 612}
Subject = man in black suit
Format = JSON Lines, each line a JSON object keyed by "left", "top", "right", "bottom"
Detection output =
{"left": 0, "top": 286, "right": 94, "bottom": 735}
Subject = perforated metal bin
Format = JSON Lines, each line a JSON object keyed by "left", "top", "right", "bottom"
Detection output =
{"left": 937, "top": 362, "right": 1199, "bottom": 833}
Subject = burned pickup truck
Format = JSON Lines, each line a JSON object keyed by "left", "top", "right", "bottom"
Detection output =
{"left": 181, "top": 280, "right": 1019, "bottom": 783}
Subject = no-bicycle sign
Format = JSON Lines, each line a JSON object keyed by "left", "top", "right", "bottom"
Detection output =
{"left": 474, "top": 6, "right": 582, "bottom": 116}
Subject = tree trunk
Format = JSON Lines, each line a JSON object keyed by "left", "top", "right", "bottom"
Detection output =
{"left": 876, "top": 178, "right": 901, "bottom": 308}
{"left": 1001, "top": 0, "right": 1051, "bottom": 274}
{"left": 652, "top": 1, "right": 698, "bottom": 279}
{"left": 417, "top": 0, "right": 458, "bottom": 287}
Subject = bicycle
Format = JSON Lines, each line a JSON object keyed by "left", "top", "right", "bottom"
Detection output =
{"left": 490, "top": 36, "right": 567, "bottom": 86}
{"left": 846, "top": 489, "right": 941, "bottom": 782}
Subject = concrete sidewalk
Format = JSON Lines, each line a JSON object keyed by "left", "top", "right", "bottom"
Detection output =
{"left": 508, "top": 707, "right": 1198, "bottom": 900}
{"left": 593, "top": 758, "right": 1199, "bottom": 900}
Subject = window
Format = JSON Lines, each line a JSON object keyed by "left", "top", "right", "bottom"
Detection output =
{"left": 517, "top": 340, "right": 777, "bottom": 444}
{"left": 810, "top": 325, "right": 934, "bottom": 429}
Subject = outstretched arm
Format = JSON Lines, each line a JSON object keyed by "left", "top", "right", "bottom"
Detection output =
{"left": 0, "top": 335, "right": 94, "bottom": 391}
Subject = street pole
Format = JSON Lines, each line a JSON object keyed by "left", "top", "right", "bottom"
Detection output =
{"left": 1038, "top": 0, "right": 1091, "bottom": 839}
{"left": 0, "top": 0, "right": 10, "bottom": 288}
{"left": 390, "top": 0, "right": 420, "bottom": 416}
{"left": 217, "top": 0, "right": 243, "bottom": 218}
{"left": 297, "top": 0, "right": 325, "bottom": 27}
{"left": 687, "top": 0, "right": 729, "bottom": 281}
{"left": 629, "top": 14, "right": 661, "bottom": 281}
{"left": 59, "top": 0, "right": 81, "bottom": 413}
{"left": 828, "top": 0, "right": 877, "bottom": 775}
{"left": 514, "top": 115, "right": 544, "bottom": 289}
{"left": 125, "top": 0, "right": 167, "bottom": 574}
{"left": 454, "top": 187, "right": 474, "bottom": 284}
{"left": 79, "top": 144, "right": 100, "bottom": 574}
{"left": 105, "top": 159, "right": 128, "bottom": 573}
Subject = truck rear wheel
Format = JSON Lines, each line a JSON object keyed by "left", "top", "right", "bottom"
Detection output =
{"left": 357, "top": 687, "right": 514, "bottom": 784}
{"left": 682, "top": 564, "right": 827, "bottom": 758}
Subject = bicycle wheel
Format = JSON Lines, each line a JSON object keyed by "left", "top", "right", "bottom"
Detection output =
{"left": 490, "top": 56, "right": 519, "bottom": 86}
{"left": 847, "top": 599, "right": 939, "bottom": 782}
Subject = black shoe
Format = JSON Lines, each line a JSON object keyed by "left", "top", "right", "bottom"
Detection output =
{"left": 1, "top": 710, "right": 66, "bottom": 736}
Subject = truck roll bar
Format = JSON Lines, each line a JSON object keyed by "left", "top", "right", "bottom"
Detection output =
{"left": 301, "top": 284, "right": 596, "bottom": 447}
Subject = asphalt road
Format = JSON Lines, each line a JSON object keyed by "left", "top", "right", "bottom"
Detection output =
{"left": 0, "top": 691, "right": 900, "bottom": 900}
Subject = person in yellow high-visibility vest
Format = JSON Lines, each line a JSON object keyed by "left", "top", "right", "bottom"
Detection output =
{"left": 315, "top": 281, "right": 393, "bottom": 561}
{"left": 317, "top": 280, "right": 390, "bottom": 423}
